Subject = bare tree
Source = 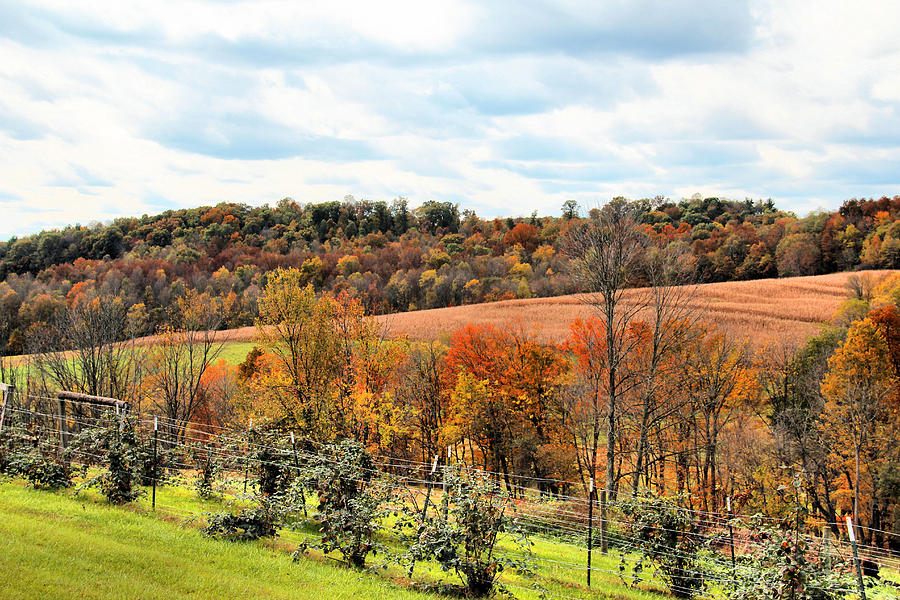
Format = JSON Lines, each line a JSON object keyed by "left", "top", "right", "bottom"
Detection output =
{"left": 146, "top": 290, "right": 223, "bottom": 441}
{"left": 30, "top": 296, "right": 145, "bottom": 407}
{"left": 627, "top": 243, "right": 701, "bottom": 496}
{"left": 678, "top": 332, "right": 755, "bottom": 513}
{"left": 565, "top": 198, "right": 647, "bottom": 500}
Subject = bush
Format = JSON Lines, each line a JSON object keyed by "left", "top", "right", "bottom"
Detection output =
{"left": 97, "top": 438, "right": 142, "bottom": 504}
{"left": 254, "top": 443, "right": 290, "bottom": 498}
{"left": 401, "top": 467, "right": 536, "bottom": 598}
{"left": 621, "top": 496, "right": 707, "bottom": 599}
{"left": 300, "top": 439, "right": 386, "bottom": 568}
{"left": 7, "top": 452, "right": 74, "bottom": 489}
{"left": 0, "top": 427, "right": 34, "bottom": 474}
{"left": 133, "top": 435, "right": 170, "bottom": 488}
{"left": 73, "top": 417, "right": 142, "bottom": 504}
{"left": 204, "top": 504, "right": 278, "bottom": 541}
{"left": 194, "top": 448, "right": 218, "bottom": 499}
{"left": 726, "top": 517, "right": 853, "bottom": 600}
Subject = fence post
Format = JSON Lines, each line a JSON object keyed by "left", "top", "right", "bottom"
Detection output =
{"left": 0, "top": 383, "right": 14, "bottom": 434}
{"left": 421, "top": 455, "right": 439, "bottom": 520}
{"left": 587, "top": 477, "right": 594, "bottom": 587}
{"left": 846, "top": 515, "right": 867, "bottom": 600}
{"left": 409, "top": 455, "right": 440, "bottom": 579}
{"left": 243, "top": 418, "right": 252, "bottom": 495}
{"left": 600, "top": 489, "right": 608, "bottom": 554}
{"left": 152, "top": 417, "right": 158, "bottom": 510}
{"left": 57, "top": 396, "right": 67, "bottom": 450}
{"left": 727, "top": 496, "right": 736, "bottom": 589}
{"left": 442, "top": 445, "right": 450, "bottom": 520}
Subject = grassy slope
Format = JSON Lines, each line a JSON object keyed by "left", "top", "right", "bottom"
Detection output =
{"left": 0, "top": 477, "right": 674, "bottom": 600}
{"left": 2, "top": 479, "right": 897, "bottom": 600}
{"left": 217, "top": 341, "right": 256, "bottom": 366}
{"left": 0, "top": 482, "right": 426, "bottom": 600}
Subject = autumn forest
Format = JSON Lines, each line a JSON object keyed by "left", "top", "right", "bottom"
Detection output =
{"left": 2, "top": 195, "right": 900, "bottom": 560}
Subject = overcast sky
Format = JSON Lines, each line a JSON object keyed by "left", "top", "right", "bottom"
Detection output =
{"left": 2, "top": 0, "right": 900, "bottom": 238}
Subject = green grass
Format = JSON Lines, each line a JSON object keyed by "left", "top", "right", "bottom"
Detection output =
{"left": 3, "top": 477, "right": 895, "bottom": 600}
{"left": 217, "top": 342, "right": 256, "bottom": 366}
{"left": 0, "top": 476, "right": 668, "bottom": 600}
{"left": 0, "top": 481, "right": 432, "bottom": 600}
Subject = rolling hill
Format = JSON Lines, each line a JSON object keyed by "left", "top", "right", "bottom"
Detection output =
{"left": 207, "top": 270, "right": 897, "bottom": 350}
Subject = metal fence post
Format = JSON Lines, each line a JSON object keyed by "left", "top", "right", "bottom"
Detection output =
{"left": 847, "top": 515, "right": 867, "bottom": 600}
{"left": 587, "top": 477, "right": 594, "bottom": 587}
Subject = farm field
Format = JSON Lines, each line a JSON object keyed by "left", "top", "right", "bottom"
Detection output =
{"left": 203, "top": 271, "right": 897, "bottom": 361}
{"left": 9, "top": 271, "right": 892, "bottom": 370}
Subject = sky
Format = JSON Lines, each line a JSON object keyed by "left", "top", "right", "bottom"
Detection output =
{"left": 2, "top": 0, "right": 900, "bottom": 239}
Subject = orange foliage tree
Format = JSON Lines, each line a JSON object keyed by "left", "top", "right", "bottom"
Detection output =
{"left": 443, "top": 323, "right": 569, "bottom": 495}
{"left": 821, "top": 317, "right": 898, "bottom": 534}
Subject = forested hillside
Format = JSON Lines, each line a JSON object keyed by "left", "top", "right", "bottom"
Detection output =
{"left": 1, "top": 194, "right": 899, "bottom": 355}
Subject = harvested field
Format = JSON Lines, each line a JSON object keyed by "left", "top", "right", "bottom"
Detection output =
{"left": 200, "top": 270, "right": 897, "bottom": 349}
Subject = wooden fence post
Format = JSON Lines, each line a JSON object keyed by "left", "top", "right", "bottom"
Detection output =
{"left": 58, "top": 396, "right": 67, "bottom": 450}
{"left": 0, "top": 383, "right": 14, "bottom": 434}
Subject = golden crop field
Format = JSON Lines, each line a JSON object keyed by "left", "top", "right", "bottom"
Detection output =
{"left": 211, "top": 270, "right": 897, "bottom": 349}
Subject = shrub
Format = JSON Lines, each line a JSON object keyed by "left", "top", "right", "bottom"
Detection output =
{"left": 621, "top": 496, "right": 707, "bottom": 599}
{"left": 726, "top": 517, "right": 853, "bottom": 600}
{"left": 73, "top": 417, "right": 142, "bottom": 505}
{"left": 194, "top": 447, "right": 218, "bottom": 499}
{"left": 97, "top": 437, "right": 142, "bottom": 504}
{"left": 133, "top": 434, "right": 170, "bottom": 487}
{"left": 0, "top": 426, "right": 34, "bottom": 474}
{"left": 300, "top": 439, "right": 386, "bottom": 568}
{"left": 401, "top": 467, "right": 536, "bottom": 598}
{"left": 251, "top": 436, "right": 291, "bottom": 498}
{"left": 7, "top": 452, "right": 74, "bottom": 489}
{"left": 204, "top": 504, "right": 278, "bottom": 541}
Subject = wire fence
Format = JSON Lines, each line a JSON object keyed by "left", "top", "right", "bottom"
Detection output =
{"left": 1, "top": 391, "right": 898, "bottom": 600}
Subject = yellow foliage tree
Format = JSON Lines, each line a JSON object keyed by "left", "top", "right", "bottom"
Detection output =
{"left": 821, "top": 317, "right": 897, "bottom": 531}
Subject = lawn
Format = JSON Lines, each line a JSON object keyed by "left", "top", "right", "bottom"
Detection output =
{"left": 3, "top": 477, "right": 898, "bottom": 600}
{"left": 0, "top": 475, "right": 675, "bottom": 600}
{"left": 0, "top": 482, "right": 429, "bottom": 600}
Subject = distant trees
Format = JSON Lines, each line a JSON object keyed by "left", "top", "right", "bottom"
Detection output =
{"left": 4, "top": 194, "right": 900, "bottom": 356}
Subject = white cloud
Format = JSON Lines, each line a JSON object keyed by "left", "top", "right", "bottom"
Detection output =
{"left": 1, "top": 0, "right": 900, "bottom": 239}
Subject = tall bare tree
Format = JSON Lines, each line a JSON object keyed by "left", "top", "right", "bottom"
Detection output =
{"left": 627, "top": 243, "right": 700, "bottom": 496}
{"left": 565, "top": 198, "right": 647, "bottom": 500}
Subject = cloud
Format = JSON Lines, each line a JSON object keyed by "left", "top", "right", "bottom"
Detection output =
{"left": 0, "top": 1, "right": 899, "bottom": 239}
{"left": 465, "top": 1, "right": 755, "bottom": 58}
